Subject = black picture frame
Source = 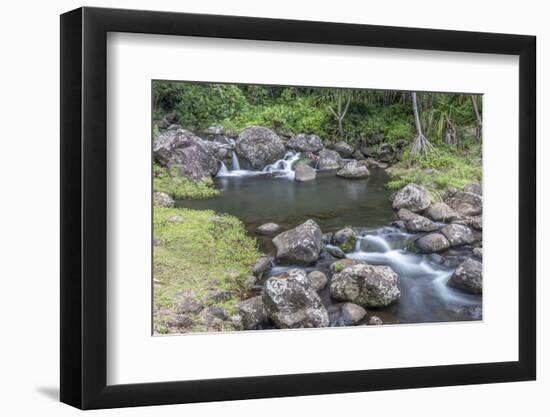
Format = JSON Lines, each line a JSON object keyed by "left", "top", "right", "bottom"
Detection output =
{"left": 60, "top": 6, "right": 536, "bottom": 410}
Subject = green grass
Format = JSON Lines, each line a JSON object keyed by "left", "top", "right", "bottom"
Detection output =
{"left": 153, "top": 164, "right": 221, "bottom": 199}
{"left": 153, "top": 207, "right": 263, "bottom": 333}
{"left": 387, "top": 139, "right": 482, "bottom": 198}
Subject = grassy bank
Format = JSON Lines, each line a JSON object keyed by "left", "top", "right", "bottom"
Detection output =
{"left": 153, "top": 164, "right": 221, "bottom": 199}
{"left": 153, "top": 207, "right": 262, "bottom": 334}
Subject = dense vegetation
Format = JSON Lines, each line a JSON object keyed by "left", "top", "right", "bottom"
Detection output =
{"left": 153, "top": 164, "right": 221, "bottom": 199}
{"left": 153, "top": 82, "right": 482, "bottom": 194}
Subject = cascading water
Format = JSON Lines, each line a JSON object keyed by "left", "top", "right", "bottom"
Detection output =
{"left": 217, "top": 150, "right": 302, "bottom": 179}
{"left": 231, "top": 151, "right": 241, "bottom": 171}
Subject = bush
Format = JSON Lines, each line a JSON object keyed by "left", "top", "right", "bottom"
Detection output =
{"left": 153, "top": 164, "right": 221, "bottom": 199}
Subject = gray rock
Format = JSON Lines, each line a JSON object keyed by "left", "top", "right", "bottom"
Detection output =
{"left": 272, "top": 220, "right": 323, "bottom": 265}
{"left": 331, "top": 227, "right": 357, "bottom": 253}
{"left": 440, "top": 224, "right": 475, "bottom": 247}
{"left": 306, "top": 271, "right": 328, "bottom": 291}
{"left": 330, "top": 259, "right": 366, "bottom": 273}
{"left": 175, "top": 291, "right": 203, "bottom": 314}
{"left": 287, "top": 134, "right": 324, "bottom": 153}
{"left": 294, "top": 164, "right": 317, "bottom": 182}
{"left": 238, "top": 296, "right": 267, "bottom": 330}
{"left": 366, "top": 133, "right": 382, "bottom": 145}
{"left": 332, "top": 141, "right": 354, "bottom": 158}
{"left": 331, "top": 264, "right": 400, "bottom": 308}
{"left": 262, "top": 269, "right": 329, "bottom": 328}
{"left": 368, "top": 316, "right": 384, "bottom": 325}
{"left": 453, "top": 215, "right": 483, "bottom": 231}
{"left": 167, "top": 314, "right": 195, "bottom": 329}
{"left": 361, "top": 146, "right": 378, "bottom": 158}
{"left": 200, "top": 306, "right": 230, "bottom": 322}
{"left": 473, "top": 247, "right": 483, "bottom": 260}
{"left": 405, "top": 215, "right": 439, "bottom": 233}
{"left": 252, "top": 256, "right": 272, "bottom": 277}
{"left": 378, "top": 143, "right": 395, "bottom": 163}
{"left": 235, "top": 126, "right": 286, "bottom": 169}
{"left": 447, "top": 258, "right": 483, "bottom": 294}
{"left": 394, "top": 138, "right": 407, "bottom": 149}
{"left": 167, "top": 215, "right": 183, "bottom": 223}
{"left": 397, "top": 208, "right": 419, "bottom": 222}
{"left": 168, "top": 144, "right": 219, "bottom": 180}
{"left": 448, "top": 192, "right": 483, "bottom": 216}
{"left": 326, "top": 245, "right": 346, "bottom": 259}
{"left": 203, "top": 289, "right": 231, "bottom": 303}
{"left": 392, "top": 183, "right": 432, "bottom": 213}
{"left": 415, "top": 233, "right": 450, "bottom": 253}
{"left": 257, "top": 223, "right": 282, "bottom": 235}
{"left": 352, "top": 150, "right": 366, "bottom": 160}
{"left": 317, "top": 149, "right": 343, "bottom": 170}
{"left": 340, "top": 302, "right": 367, "bottom": 325}
{"left": 243, "top": 275, "right": 258, "bottom": 291}
{"left": 154, "top": 192, "right": 175, "bottom": 208}
{"left": 153, "top": 128, "right": 204, "bottom": 165}
{"left": 425, "top": 203, "right": 459, "bottom": 222}
{"left": 464, "top": 183, "right": 482, "bottom": 195}
{"left": 336, "top": 161, "right": 370, "bottom": 179}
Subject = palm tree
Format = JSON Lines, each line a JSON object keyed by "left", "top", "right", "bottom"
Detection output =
{"left": 410, "top": 91, "right": 435, "bottom": 160}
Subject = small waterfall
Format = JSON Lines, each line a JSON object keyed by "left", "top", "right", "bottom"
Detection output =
{"left": 231, "top": 152, "right": 241, "bottom": 171}
{"left": 357, "top": 234, "right": 392, "bottom": 253}
{"left": 263, "top": 151, "right": 301, "bottom": 178}
{"left": 218, "top": 161, "right": 229, "bottom": 175}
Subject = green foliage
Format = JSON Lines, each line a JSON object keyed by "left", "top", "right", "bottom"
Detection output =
{"left": 153, "top": 207, "right": 262, "bottom": 333}
{"left": 153, "top": 164, "right": 221, "bottom": 199}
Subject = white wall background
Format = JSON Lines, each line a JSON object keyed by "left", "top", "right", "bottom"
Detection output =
{"left": 0, "top": 0, "right": 545, "bottom": 415}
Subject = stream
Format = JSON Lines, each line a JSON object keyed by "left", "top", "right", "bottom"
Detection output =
{"left": 177, "top": 152, "right": 482, "bottom": 325}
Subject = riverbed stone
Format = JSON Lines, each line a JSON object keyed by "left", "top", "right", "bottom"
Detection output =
{"left": 392, "top": 183, "right": 432, "bottom": 213}
{"left": 473, "top": 247, "right": 483, "bottom": 260}
{"left": 272, "top": 219, "right": 323, "bottom": 265}
{"left": 332, "top": 227, "right": 358, "bottom": 253}
{"left": 447, "top": 258, "right": 483, "bottom": 294}
{"left": 378, "top": 143, "right": 395, "bottom": 163}
{"left": 425, "top": 202, "right": 459, "bottom": 222}
{"left": 262, "top": 269, "right": 329, "bottom": 328}
{"left": 368, "top": 316, "right": 384, "bottom": 325}
{"left": 306, "top": 271, "right": 328, "bottom": 291}
{"left": 464, "top": 183, "right": 482, "bottom": 195}
{"left": 405, "top": 215, "right": 439, "bottom": 233}
{"left": 447, "top": 192, "right": 482, "bottom": 216}
{"left": 175, "top": 291, "right": 203, "bottom": 314}
{"left": 287, "top": 133, "right": 324, "bottom": 153}
{"left": 168, "top": 144, "right": 219, "bottom": 180}
{"left": 257, "top": 222, "right": 282, "bottom": 235}
{"left": 153, "top": 192, "right": 175, "bottom": 208}
{"left": 326, "top": 245, "right": 346, "bottom": 259}
{"left": 294, "top": 164, "right": 317, "bottom": 182}
{"left": 238, "top": 296, "right": 268, "bottom": 330}
{"left": 317, "top": 149, "right": 343, "bottom": 170}
{"left": 153, "top": 128, "right": 204, "bottom": 165}
{"left": 235, "top": 126, "right": 286, "bottom": 169}
{"left": 440, "top": 223, "right": 475, "bottom": 247}
{"left": 252, "top": 256, "right": 272, "bottom": 277}
{"left": 397, "top": 208, "right": 419, "bottom": 222}
{"left": 339, "top": 302, "right": 367, "bottom": 325}
{"left": 332, "top": 141, "right": 354, "bottom": 158}
{"left": 330, "top": 264, "right": 400, "bottom": 308}
{"left": 330, "top": 259, "right": 366, "bottom": 273}
{"left": 414, "top": 233, "right": 450, "bottom": 253}
{"left": 336, "top": 161, "right": 370, "bottom": 179}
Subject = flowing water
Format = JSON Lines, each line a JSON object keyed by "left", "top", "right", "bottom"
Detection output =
{"left": 178, "top": 154, "right": 482, "bottom": 325}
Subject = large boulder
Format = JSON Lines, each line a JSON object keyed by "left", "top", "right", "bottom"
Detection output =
{"left": 306, "top": 271, "right": 328, "bottom": 291}
{"left": 168, "top": 144, "right": 219, "bottom": 180}
{"left": 331, "top": 227, "right": 357, "bottom": 253}
{"left": 378, "top": 143, "right": 395, "bottom": 163}
{"left": 262, "top": 269, "right": 329, "bottom": 328}
{"left": 464, "top": 183, "right": 482, "bottom": 195}
{"left": 336, "top": 161, "right": 370, "bottom": 179}
{"left": 294, "top": 164, "right": 317, "bottom": 182}
{"left": 272, "top": 220, "right": 323, "bottom": 265}
{"left": 317, "top": 149, "right": 343, "bottom": 170}
{"left": 397, "top": 208, "right": 420, "bottom": 222}
{"left": 392, "top": 184, "right": 432, "bottom": 213}
{"left": 153, "top": 128, "right": 204, "bottom": 165}
{"left": 405, "top": 215, "right": 439, "bottom": 233}
{"left": 235, "top": 126, "right": 286, "bottom": 169}
{"left": 153, "top": 191, "right": 175, "bottom": 208}
{"left": 332, "top": 141, "right": 354, "bottom": 158}
{"left": 329, "top": 259, "right": 366, "bottom": 273}
{"left": 425, "top": 202, "right": 459, "bottom": 222}
{"left": 414, "top": 233, "right": 450, "bottom": 253}
{"left": 330, "top": 264, "right": 400, "bottom": 308}
{"left": 447, "top": 192, "right": 482, "bottom": 216}
{"left": 238, "top": 296, "right": 268, "bottom": 330}
{"left": 287, "top": 134, "right": 324, "bottom": 153}
{"left": 447, "top": 258, "right": 482, "bottom": 294}
{"left": 440, "top": 224, "right": 475, "bottom": 247}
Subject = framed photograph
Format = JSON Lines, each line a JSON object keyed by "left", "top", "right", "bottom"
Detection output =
{"left": 60, "top": 6, "right": 536, "bottom": 409}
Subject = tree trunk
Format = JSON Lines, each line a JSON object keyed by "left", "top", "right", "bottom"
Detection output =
{"left": 412, "top": 92, "right": 423, "bottom": 136}
{"left": 409, "top": 92, "right": 435, "bottom": 161}
{"left": 471, "top": 95, "right": 482, "bottom": 139}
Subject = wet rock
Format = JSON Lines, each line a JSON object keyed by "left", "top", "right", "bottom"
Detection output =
{"left": 332, "top": 227, "right": 358, "bottom": 253}
{"left": 336, "top": 161, "right": 370, "bottom": 179}
{"left": 306, "top": 271, "right": 328, "bottom": 291}
{"left": 392, "top": 183, "right": 432, "bottom": 213}
{"left": 287, "top": 133, "right": 324, "bottom": 153}
{"left": 330, "top": 259, "right": 366, "bottom": 273}
{"left": 326, "top": 245, "right": 346, "bottom": 259}
{"left": 378, "top": 143, "right": 395, "bottom": 163}
{"left": 252, "top": 256, "right": 272, "bottom": 278}
{"left": 257, "top": 223, "right": 282, "bottom": 235}
{"left": 322, "top": 233, "right": 333, "bottom": 244}
{"left": 473, "top": 247, "right": 483, "bottom": 260}
{"left": 317, "top": 149, "right": 343, "bottom": 170}
{"left": 339, "top": 302, "right": 367, "bottom": 325}
{"left": 330, "top": 264, "right": 400, "bottom": 308}
{"left": 425, "top": 202, "right": 459, "bottom": 222}
{"left": 332, "top": 141, "right": 354, "bottom": 158}
{"left": 414, "top": 233, "right": 450, "bottom": 253}
{"left": 167, "top": 214, "right": 183, "bottom": 223}
{"left": 448, "top": 192, "right": 482, "bottom": 216}
{"left": 238, "top": 296, "right": 268, "bottom": 330}
{"left": 153, "top": 128, "right": 204, "bottom": 165}
{"left": 440, "top": 224, "right": 475, "bottom": 247}
{"left": 453, "top": 215, "right": 483, "bottom": 231}
{"left": 272, "top": 220, "right": 323, "bottom": 265}
{"left": 235, "top": 126, "right": 286, "bottom": 169}
{"left": 243, "top": 275, "right": 258, "bottom": 291}
{"left": 447, "top": 258, "right": 482, "bottom": 294}
{"left": 262, "top": 269, "right": 329, "bottom": 328}
{"left": 405, "top": 215, "right": 439, "bottom": 233}
{"left": 464, "top": 183, "right": 482, "bottom": 195}
{"left": 352, "top": 150, "right": 366, "bottom": 160}
{"left": 397, "top": 208, "right": 419, "bottom": 222}
{"left": 294, "top": 164, "right": 317, "bottom": 182}
{"left": 368, "top": 316, "right": 384, "bottom": 325}
{"left": 154, "top": 192, "right": 174, "bottom": 208}
{"left": 175, "top": 291, "right": 203, "bottom": 314}
{"left": 168, "top": 144, "right": 219, "bottom": 180}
